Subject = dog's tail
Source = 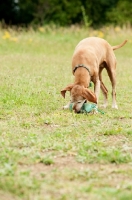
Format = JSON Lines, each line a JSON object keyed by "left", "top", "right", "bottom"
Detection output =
{"left": 112, "top": 40, "right": 127, "bottom": 50}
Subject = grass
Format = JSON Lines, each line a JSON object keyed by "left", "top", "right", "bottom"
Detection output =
{"left": 0, "top": 25, "right": 132, "bottom": 200}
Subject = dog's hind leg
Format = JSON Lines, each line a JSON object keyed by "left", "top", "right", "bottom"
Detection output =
{"left": 111, "top": 72, "right": 118, "bottom": 109}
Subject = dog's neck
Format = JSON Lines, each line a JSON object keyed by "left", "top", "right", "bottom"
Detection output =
{"left": 74, "top": 67, "right": 91, "bottom": 88}
{"left": 73, "top": 64, "right": 91, "bottom": 75}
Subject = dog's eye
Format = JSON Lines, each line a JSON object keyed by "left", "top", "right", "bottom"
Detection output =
{"left": 77, "top": 101, "right": 82, "bottom": 104}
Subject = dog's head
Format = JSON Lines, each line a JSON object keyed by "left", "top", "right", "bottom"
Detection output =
{"left": 61, "top": 84, "right": 97, "bottom": 113}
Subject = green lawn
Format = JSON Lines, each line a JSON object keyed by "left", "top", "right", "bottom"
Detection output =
{"left": 0, "top": 26, "right": 132, "bottom": 200}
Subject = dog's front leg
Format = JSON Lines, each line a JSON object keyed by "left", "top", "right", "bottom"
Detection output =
{"left": 100, "top": 82, "right": 108, "bottom": 108}
{"left": 94, "top": 79, "right": 100, "bottom": 104}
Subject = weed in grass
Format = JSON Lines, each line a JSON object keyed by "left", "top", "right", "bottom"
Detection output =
{"left": 40, "top": 157, "right": 54, "bottom": 165}
{"left": 34, "top": 153, "right": 54, "bottom": 165}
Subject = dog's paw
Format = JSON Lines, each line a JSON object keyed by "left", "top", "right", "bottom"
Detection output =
{"left": 100, "top": 104, "right": 107, "bottom": 108}
{"left": 112, "top": 104, "right": 118, "bottom": 109}
{"left": 63, "top": 105, "right": 69, "bottom": 110}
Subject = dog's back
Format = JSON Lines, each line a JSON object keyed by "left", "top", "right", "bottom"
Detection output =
{"left": 72, "top": 37, "right": 110, "bottom": 70}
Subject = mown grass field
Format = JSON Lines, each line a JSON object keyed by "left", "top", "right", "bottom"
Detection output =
{"left": 0, "top": 26, "right": 132, "bottom": 200}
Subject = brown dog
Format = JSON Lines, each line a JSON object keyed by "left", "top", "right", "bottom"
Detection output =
{"left": 61, "top": 37, "right": 127, "bottom": 113}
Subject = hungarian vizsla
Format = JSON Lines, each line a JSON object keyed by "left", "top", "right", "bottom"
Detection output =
{"left": 61, "top": 37, "right": 127, "bottom": 113}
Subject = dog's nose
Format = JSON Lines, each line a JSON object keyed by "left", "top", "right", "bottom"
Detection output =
{"left": 73, "top": 105, "right": 81, "bottom": 113}
{"left": 74, "top": 109, "right": 80, "bottom": 113}
{"left": 75, "top": 110, "right": 81, "bottom": 114}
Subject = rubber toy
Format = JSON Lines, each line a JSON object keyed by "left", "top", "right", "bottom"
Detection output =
{"left": 69, "top": 102, "right": 104, "bottom": 114}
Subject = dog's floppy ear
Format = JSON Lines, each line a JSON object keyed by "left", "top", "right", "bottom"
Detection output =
{"left": 61, "top": 84, "right": 74, "bottom": 98}
{"left": 82, "top": 88, "right": 97, "bottom": 103}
